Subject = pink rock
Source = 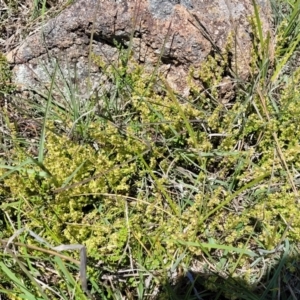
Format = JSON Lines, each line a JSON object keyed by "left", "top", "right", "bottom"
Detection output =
{"left": 7, "top": 0, "right": 272, "bottom": 98}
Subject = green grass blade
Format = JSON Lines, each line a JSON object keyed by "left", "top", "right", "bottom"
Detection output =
{"left": 38, "top": 61, "right": 58, "bottom": 163}
{"left": 0, "top": 261, "right": 44, "bottom": 300}
{"left": 260, "top": 239, "right": 290, "bottom": 299}
{"left": 61, "top": 160, "right": 87, "bottom": 188}
{"left": 252, "top": 0, "right": 264, "bottom": 48}
{"left": 138, "top": 154, "right": 179, "bottom": 216}
{"left": 200, "top": 172, "right": 270, "bottom": 225}
{"left": 281, "top": 0, "right": 300, "bottom": 39}
{"left": 164, "top": 80, "right": 197, "bottom": 148}
{"left": 54, "top": 256, "right": 87, "bottom": 300}
{"left": 176, "top": 240, "right": 257, "bottom": 257}
{"left": 272, "top": 33, "right": 300, "bottom": 83}
{"left": 0, "top": 159, "right": 34, "bottom": 180}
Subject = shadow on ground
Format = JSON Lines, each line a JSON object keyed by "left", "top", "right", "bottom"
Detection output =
{"left": 160, "top": 243, "right": 300, "bottom": 299}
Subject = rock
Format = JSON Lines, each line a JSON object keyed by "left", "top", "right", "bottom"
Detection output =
{"left": 6, "top": 0, "right": 272, "bottom": 99}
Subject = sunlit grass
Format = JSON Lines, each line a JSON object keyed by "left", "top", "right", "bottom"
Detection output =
{"left": 0, "top": 0, "right": 300, "bottom": 299}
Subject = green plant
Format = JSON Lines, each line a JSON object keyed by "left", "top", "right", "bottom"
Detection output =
{"left": 0, "top": 53, "right": 14, "bottom": 96}
{"left": 1, "top": 0, "right": 300, "bottom": 299}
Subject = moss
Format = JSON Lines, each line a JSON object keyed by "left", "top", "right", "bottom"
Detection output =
{"left": 2, "top": 31, "right": 300, "bottom": 297}
{"left": 0, "top": 53, "right": 14, "bottom": 95}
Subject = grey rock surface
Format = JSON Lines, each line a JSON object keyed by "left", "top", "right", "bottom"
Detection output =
{"left": 6, "top": 0, "right": 272, "bottom": 99}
